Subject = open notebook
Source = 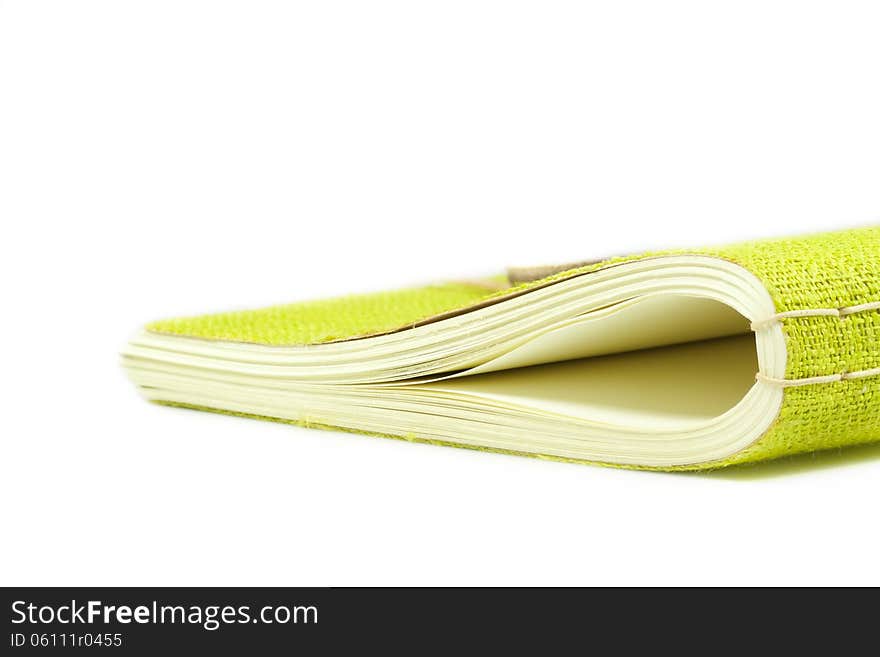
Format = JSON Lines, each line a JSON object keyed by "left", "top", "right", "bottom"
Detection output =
{"left": 123, "top": 227, "right": 880, "bottom": 470}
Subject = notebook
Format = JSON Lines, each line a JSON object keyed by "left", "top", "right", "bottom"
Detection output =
{"left": 122, "top": 226, "right": 880, "bottom": 470}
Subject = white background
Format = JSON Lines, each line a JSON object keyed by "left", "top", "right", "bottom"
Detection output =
{"left": 2, "top": 1, "right": 879, "bottom": 586}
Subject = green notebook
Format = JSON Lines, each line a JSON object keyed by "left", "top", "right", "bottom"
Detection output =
{"left": 123, "top": 226, "right": 880, "bottom": 470}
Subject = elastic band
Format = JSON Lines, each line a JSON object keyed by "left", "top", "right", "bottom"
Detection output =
{"left": 756, "top": 367, "right": 880, "bottom": 388}
{"left": 750, "top": 300, "right": 880, "bottom": 331}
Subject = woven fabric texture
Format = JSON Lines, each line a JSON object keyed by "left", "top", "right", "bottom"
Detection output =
{"left": 699, "top": 227, "right": 880, "bottom": 467}
{"left": 145, "top": 226, "right": 880, "bottom": 469}
{"left": 148, "top": 282, "right": 498, "bottom": 345}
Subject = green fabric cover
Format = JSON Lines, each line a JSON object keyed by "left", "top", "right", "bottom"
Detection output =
{"left": 145, "top": 226, "right": 880, "bottom": 470}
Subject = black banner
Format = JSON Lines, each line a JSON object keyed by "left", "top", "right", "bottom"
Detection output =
{"left": 0, "top": 587, "right": 867, "bottom": 653}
